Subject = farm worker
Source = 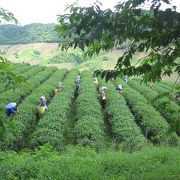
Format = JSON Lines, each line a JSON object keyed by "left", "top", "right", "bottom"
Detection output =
{"left": 58, "top": 81, "right": 63, "bottom": 91}
{"left": 99, "top": 87, "right": 107, "bottom": 108}
{"left": 6, "top": 102, "right": 19, "bottom": 117}
{"left": 93, "top": 77, "right": 98, "bottom": 85}
{"left": 123, "top": 75, "right": 128, "bottom": 82}
{"left": 40, "top": 96, "right": 47, "bottom": 110}
{"left": 76, "top": 80, "right": 80, "bottom": 90}
{"left": 116, "top": 84, "right": 123, "bottom": 93}
{"left": 76, "top": 75, "right": 81, "bottom": 82}
{"left": 75, "top": 75, "right": 81, "bottom": 89}
{"left": 99, "top": 87, "right": 107, "bottom": 100}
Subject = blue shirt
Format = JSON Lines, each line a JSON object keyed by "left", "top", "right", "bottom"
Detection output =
{"left": 40, "top": 99, "right": 46, "bottom": 106}
{"left": 6, "top": 107, "right": 17, "bottom": 116}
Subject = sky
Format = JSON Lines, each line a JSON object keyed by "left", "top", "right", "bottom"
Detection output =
{"left": 1, "top": 0, "right": 180, "bottom": 25}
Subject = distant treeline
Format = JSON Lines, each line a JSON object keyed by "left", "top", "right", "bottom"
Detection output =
{"left": 0, "top": 23, "right": 59, "bottom": 45}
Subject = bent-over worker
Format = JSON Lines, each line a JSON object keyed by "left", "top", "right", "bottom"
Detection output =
{"left": 40, "top": 96, "right": 47, "bottom": 110}
{"left": 75, "top": 75, "right": 81, "bottom": 90}
{"left": 6, "top": 102, "right": 19, "bottom": 117}
{"left": 116, "top": 84, "right": 123, "bottom": 93}
{"left": 58, "top": 81, "right": 63, "bottom": 91}
{"left": 99, "top": 86, "right": 107, "bottom": 108}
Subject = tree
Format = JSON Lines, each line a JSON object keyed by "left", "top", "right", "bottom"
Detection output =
{"left": 56, "top": 0, "right": 180, "bottom": 83}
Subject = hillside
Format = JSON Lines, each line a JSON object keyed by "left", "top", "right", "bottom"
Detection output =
{"left": 0, "top": 23, "right": 58, "bottom": 45}
{"left": 0, "top": 43, "right": 124, "bottom": 70}
{"left": 0, "top": 63, "right": 179, "bottom": 178}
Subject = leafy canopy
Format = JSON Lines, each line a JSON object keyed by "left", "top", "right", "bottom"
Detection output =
{"left": 56, "top": 0, "right": 180, "bottom": 82}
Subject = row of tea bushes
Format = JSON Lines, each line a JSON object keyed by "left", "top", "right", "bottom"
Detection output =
{"left": 0, "top": 69, "right": 67, "bottom": 150}
{"left": 0, "top": 63, "right": 33, "bottom": 93}
{"left": 0, "top": 67, "right": 54, "bottom": 111}
{"left": 128, "top": 79, "right": 180, "bottom": 135}
{"left": 116, "top": 79, "right": 178, "bottom": 144}
{"left": 99, "top": 79, "right": 146, "bottom": 151}
{"left": 74, "top": 71, "right": 105, "bottom": 149}
{"left": 30, "top": 70, "right": 78, "bottom": 150}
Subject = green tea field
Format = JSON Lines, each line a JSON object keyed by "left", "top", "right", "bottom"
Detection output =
{"left": 0, "top": 63, "right": 180, "bottom": 179}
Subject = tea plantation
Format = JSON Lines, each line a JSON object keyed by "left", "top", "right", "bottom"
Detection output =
{"left": 0, "top": 63, "right": 180, "bottom": 179}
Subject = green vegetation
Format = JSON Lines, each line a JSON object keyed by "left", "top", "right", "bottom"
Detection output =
{"left": 0, "top": 145, "right": 180, "bottom": 179}
{"left": 30, "top": 69, "right": 77, "bottom": 150}
{"left": 56, "top": 0, "right": 180, "bottom": 83}
{"left": 48, "top": 50, "right": 87, "bottom": 64}
{"left": 99, "top": 79, "right": 146, "bottom": 151}
{"left": 0, "top": 23, "right": 58, "bottom": 45}
{"left": 1, "top": 3, "right": 180, "bottom": 178}
{"left": 128, "top": 79, "right": 180, "bottom": 135}
{"left": 74, "top": 71, "right": 105, "bottom": 149}
{"left": 14, "top": 49, "right": 41, "bottom": 62}
{"left": 116, "top": 79, "right": 178, "bottom": 145}
{"left": 0, "top": 62, "right": 179, "bottom": 179}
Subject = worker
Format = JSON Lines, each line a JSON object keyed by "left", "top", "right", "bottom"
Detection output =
{"left": 116, "top": 84, "right": 123, "bottom": 93}
{"left": 58, "top": 81, "right": 63, "bottom": 91}
{"left": 54, "top": 81, "right": 63, "bottom": 95}
{"left": 99, "top": 86, "right": 107, "bottom": 108}
{"left": 76, "top": 75, "right": 81, "bottom": 82}
{"left": 40, "top": 96, "right": 47, "bottom": 110}
{"left": 123, "top": 75, "right": 128, "bottom": 82}
{"left": 37, "top": 96, "right": 47, "bottom": 114}
{"left": 75, "top": 75, "right": 81, "bottom": 90}
{"left": 93, "top": 77, "right": 98, "bottom": 85}
{"left": 6, "top": 102, "right": 19, "bottom": 117}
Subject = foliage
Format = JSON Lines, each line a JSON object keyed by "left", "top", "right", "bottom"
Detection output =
{"left": 74, "top": 71, "right": 105, "bottom": 149}
{"left": 48, "top": 50, "right": 87, "bottom": 64}
{"left": 0, "top": 66, "right": 45, "bottom": 111}
{"left": 116, "top": 79, "right": 178, "bottom": 144}
{"left": 99, "top": 79, "right": 146, "bottom": 151}
{"left": 0, "top": 7, "right": 18, "bottom": 24}
{"left": 0, "top": 7, "right": 20, "bottom": 140}
{"left": 128, "top": 79, "right": 180, "bottom": 135}
{"left": 0, "top": 23, "right": 59, "bottom": 45}
{"left": 0, "top": 67, "right": 57, "bottom": 150}
{"left": 0, "top": 146, "right": 180, "bottom": 179}
{"left": 56, "top": 0, "right": 180, "bottom": 83}
{"left": 30, "top": 69, "right": 77, "bottom": 150}
{"left": 0, "top": 63, "right": 31, "bottom": 93}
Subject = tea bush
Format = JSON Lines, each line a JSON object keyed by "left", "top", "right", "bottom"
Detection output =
{"left": 99, "top": 80, "right": 146, "bottom": 151}
{"left": 30, "top": 69, "right": 78, "bottom": 150}
{"left": 117, "top": 80, "right": 178, "bottom": 144}
{"left": 0, "top": 69, "right": 67, "bottom": 150}
{"left": 74, "top": 71, "right": 105, "bottom": 149}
